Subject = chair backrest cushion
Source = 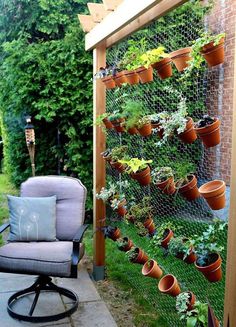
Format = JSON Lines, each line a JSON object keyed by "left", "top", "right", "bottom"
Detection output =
{"left": 21, "top": 176, "right": 87, "bottom": 241}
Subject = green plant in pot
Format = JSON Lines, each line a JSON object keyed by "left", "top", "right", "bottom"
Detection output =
{"left": 117, "top": 237, "right": 134, "bottom": 252}
{"left": 178, "top": 300, "right": 208, "bottom": 327}
{"left": 194, "top": 115, "right": 221, "bottom": 148}
{"left": 100, "top": 226, "right": 121, "bottom": 241}
{"left": 121, "top": 99, "right": 143, "bottom": 134}
{"left": 149, "top": 113, "right": 163, "bottom": 138}
{"left": 108, "top": 111, "right": 125, "bottom": 133}
{"left": 136, "top": 115, "right": 152, "bottom": 137}
{"left": 168, "top": 236, "right": 196, "bottom": 264}
{"left": 176, "top": 291, "right": 196, "bottom": 313}
{"left": 119, "top": 158, "right": 153, "bottom": 186}
{"left": 152, "top": 221, "right": 176, "bottom": 249}
{"left": 193, "top": 219, "right": 227, "bottom": 283}
{"left": 94, "top": 66, "right": 116, "bottom": 89}
{"left": 126, "top": 246, "right": 149, "bottom": 264}
{"left": 110, "top": 145, "right": 130, "bottom": 173}
{"left": 96, "top": 113, "right": 113, "bottom": 130}
{"left": 151, "top": 166, "right": 176, "bottom": 195}
{"left": 101, "top": 149, "right": 112, "bottom": 162}
{"left": 140, "top": 46, "right": 172, "bottom": 79}
{"left": 174, "top": 161, "right": 200, "bottom": 202}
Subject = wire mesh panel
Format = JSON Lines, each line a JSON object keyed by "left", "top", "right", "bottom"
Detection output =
{"left": 104, "top": 1, "right": 228, "bottom": 326}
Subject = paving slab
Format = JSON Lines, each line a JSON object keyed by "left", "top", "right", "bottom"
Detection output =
{"left": 0, "top": 274, "right": 37, "bottom": 293}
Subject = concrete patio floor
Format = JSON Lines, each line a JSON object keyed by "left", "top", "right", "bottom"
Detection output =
{"left": 0, "top": 264, "right": 117, "bottom": 327}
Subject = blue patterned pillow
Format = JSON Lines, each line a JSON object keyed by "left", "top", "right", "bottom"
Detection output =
{"left": 7, "top": 195, "right": 57, "bottom": 242}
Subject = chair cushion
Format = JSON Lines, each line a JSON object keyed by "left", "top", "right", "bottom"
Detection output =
{"left": 0, "top": 241, "right": 84, "bottom": 277}
{"left": 8, "top": 195, "right": 57, "bottom": 242}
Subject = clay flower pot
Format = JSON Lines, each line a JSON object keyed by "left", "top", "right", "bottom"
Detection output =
{"left": 178, "top": 175, "right": 200, "bottom": 202}
{"left": 111, "top": 118, "right": 125, "bottom": 133}
{"left": 143, "top": 217, "right": 156, "bottom": 235}
{"left": 158, "top": 274, "right": 181, "bottom": 297}
{"left": 170, "top": 47, "right": 192, "bottom": 72}
{"left": 194, "top": 118, "right": 220, "bottom": 148}
{"left": 119, "top": 237, "right": 134, "bottom": 252}
{"left": 101, "top": 76, "right": 116, "bottom": 89}
{"left": 200, "top": 38, "right": 225, "bottom": 67}
{"left": 102, "top": 117, "right": 113, "bottom": 129}
{"left": 132, "top": 166, "right": 151, "bottom": 186}
{"left": 178, "top": 118, "right": 197, "bottom": 144}
{"left": 135, "top": 66, "right": 153, "bottom": 83}
{"left": 199, "top": 180, "right": 226, "bottom": 210}
{"left": 109, "top": 227, "right": 121, "bottom": 241}
{"left": 161, "top": 229, "right": 174, "bottom": 249}
{"left": 131, "top": 247, "right": 149, "bottom": 264}
{"left": 123, "top": 70, "right": 140, "bottom": 85}
{"left": 113, "top": 71, "right": 127, "bottom": 87}
{"left": 156, "top": 177, "right": 176, "bottom": 195}
{"left": 195, "top": 253, "right": 222, "bottom": 282}
{"left": 184, "top": 251, "right": 197, "bottom": 264}
{"left": 142, "top": 259, "right": 163, "bottom": 279}
{"left": 138, "top": 123, "right": 152, "bottom": 137}
{"left": 117, "top": 199, "right": 127, "bottom": 217}
{"left": 110, "top": 161, "right": 126, "bottom": 173}
{"left": 127, "top": 127, "right": 139, "bottom": 135}
{"left": 152, "top": 57, "right": 173, "bottom": 80}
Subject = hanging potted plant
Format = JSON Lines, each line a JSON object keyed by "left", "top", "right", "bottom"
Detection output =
{"left": 193, "top": 219, "right": 227, "bottom": 282}
{"left": 96, "top": 113, "right": 113, "bottom": 130}
{"left": 126, "top": 247, "right": 149, "bottom": 264}
{"left": 199, "top": 179, "right": 226, "bottom": 210}
{"left": 149, "top": 114, "right": 164, "bottom": 138}
{"left": 119, "top": 158, "right": 153, "bottom": 186}
{"left": 110, "top": 146, "right": 129, "bottom": 173}
{"left": 175, "top": 161, "right": 200, "bottom": 202}
{"left": 136, "top": 115, "right": 152, "bottom": 137}
{"left": 142, "top": 259, "right": 163, "bottom": 279}
{"left": 176, "top": 291, "right": 196, "bottom": 313}
{"left": 169, "top": 47, "right": 192, "bottom": 72}
{"left": 101, "top": 149, "right": 112, "bottom": 163}
{"left": 94, "top": 66, "right": 116, "bottom": 89}
{"left": 194, "top": 115, "right": 221, "bottom": 148}
{"left": 140, "top": 46, "right": 172, "bottom": 79}
{"left": 177, "top": 300, "right": 208, "bottom": 327}
{"left": 151, "top": 167, "right": 176, "bottom": 195}
{"left": 158, "top": 274, "right": 181, "bottom": 297}
{"left": 117, "top": 237, "right": 134, "bottom": 252}
{"left": 110, "top": 197, "right": 127, "bottom": 217}
{"left": 152, "top": 221, "right": 176, "bottom": 249}
{"left": 100, "top": 225, "right": 121, "bottom": 241}
{"left": 178, "top": 117, "right": 197, "bottom": 144}
{"left": 108, "top": 111, "right": 126, "bottom": 133}
{"left": 121, "top": 99, "right": 143, "bottom": 135}
{"left": 168, "top": 236, "right": 196, "bottom": 264}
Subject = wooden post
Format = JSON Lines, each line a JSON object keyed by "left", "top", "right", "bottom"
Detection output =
{"left": 93, "top": 43, "right": 106, "bottom": 281}
{"left": 223, "top": 23, "right": 236, "bottom": 327}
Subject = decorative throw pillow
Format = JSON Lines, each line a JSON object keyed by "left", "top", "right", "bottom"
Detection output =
{"left": 7, "top": 195, "right": 57, "bottom": 242}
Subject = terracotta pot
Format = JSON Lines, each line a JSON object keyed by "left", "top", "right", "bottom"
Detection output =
{"left": 194, "top": 118, "right": 220, "bottom": 148}
{"left": 178, "top": 175, "right": 200, "bottom": 202}
{"left": 184, "top": 251, "right": 197, "bottom": 264}
{"left": 178, "top": 118, "right": 197, "bottom": 144}
{"left": 110, "top": 227, "right": 121, "bottom": 241}
{"left": 138, "top": 123, "right": 152, "bottom": 137}
{"left": 161, "top": 229, "right": 174, "bottom": 249}
{"left": 142, "top": 259, "right": 163, "bottom": 279}
{"left": 143, "top": 217, "right": 156, "bottom": 234}
{"left": 195, "top": 253, "right": 222, "bottom": 282}
{"left": 135, "top": 66, "right": 153, "bottom": 83}
{"left": 151, "top": 123, "right": 164, "bottom": 139}
{"left": 158, "top": 274, "right": 181, "bottom": 297}
{"left": 170, "top": 47, "right": 192, "bottom": 72}
{"left": 113, "top": 71, "right": 127, "bottom": 87}
{"left": 102, "top": 117, "right": 113, "bottom": 129}
{"left": 199, "top": 180, "right": 226, "bottom": 210}
{"left": 102, "top": 152, "right": 112, "bottom": 163}
{"left": 132, "top": 166, "right": 151, "bottom": 186}
{"left": 117, "top": 200, "right": 127, "bottom": 217}
{"left": 127, "top": 127, "right": 139, "bottom": 135}
{"left": 201, "top": 38, "right": 225, "bottom": 67}
{"left": 119, "top": 237, "right": 133, "bottom": 252}
{"left": 156, "top": 176, "right": 176, "bottom": 195}
{"left": 132, "top": 248, "right": 149, "bottom": 264}
{"left": 110, "top": 161, "right": 126, "bottom": 173}
{"left": 111, "top": 118, "right": 125, "bottom": 133}
{"left": 152, "top": 57, "right": 173, "bottom": 79}
{"left": 101, "top": 76, "right": 116, "bottom": 89}
{"left": 123, "top": 70, "right": 140, "bottom": 85}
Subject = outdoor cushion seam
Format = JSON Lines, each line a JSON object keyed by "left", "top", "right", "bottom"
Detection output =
{"left": 0, "top": 255, "right": 71, "bottom": 264}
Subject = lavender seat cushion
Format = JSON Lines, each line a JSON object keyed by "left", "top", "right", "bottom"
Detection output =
{"left": 0, "top": 241, "right": 85, "bottom": 277}
{"left": 8, "top": 195, "right": 57, "bottom": 242}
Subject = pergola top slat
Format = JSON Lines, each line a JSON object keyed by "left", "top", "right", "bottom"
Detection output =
{"left": 87, "top": 3, "right": 111, "bottom": 23}
{"left": 78, "top": 14, "right": 97, "bottom": 33}
{"left": 102, "top": 0, "right": 123, "bottom": 11}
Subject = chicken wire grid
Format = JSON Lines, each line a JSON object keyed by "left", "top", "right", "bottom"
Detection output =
{"left": 103, "top": 1, "right": 228, "bottom": 326}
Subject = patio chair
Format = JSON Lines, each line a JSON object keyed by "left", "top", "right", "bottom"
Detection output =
{"left": 0, "top": 176, "right": 88, "bottom": 323}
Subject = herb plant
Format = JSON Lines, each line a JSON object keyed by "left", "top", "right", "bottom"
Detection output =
{"left": 151, "top": 167, "right": 174, "bottom": 184}
{"left": 178, "top": 301, "right": 208, "bottom": 327}
{"left": 118, "top": 158, "right": 152, "bottom": 174}
{"left": 119, "top": 38, "right": 147, "bottom": 71}
{"left": 140, "top": 46, "right": 169, "bottom": 68}
{"left": 152, "top": 221, "right": 176, "bottom": 246}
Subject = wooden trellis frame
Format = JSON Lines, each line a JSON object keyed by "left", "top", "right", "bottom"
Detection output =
{"left": 78, "top": 1, "right": 236, "bottom": 325}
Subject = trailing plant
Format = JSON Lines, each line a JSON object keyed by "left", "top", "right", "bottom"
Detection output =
{"left": 168, "top": 236, "right": 194, "bottom": 260}
{"left": 151, "top": 167, "right": 174, "bottom": 184}
{"left": 118, "top": 158, "right": 152, "bottom": 174}
{"left": 152, "top": 221, "right": 177, "bottom": 246}
{"left": 176, "top": 292, "right": 192, "bottom": 314}
{"left": 140, "top": 46, "right": 169, "bottom": 68}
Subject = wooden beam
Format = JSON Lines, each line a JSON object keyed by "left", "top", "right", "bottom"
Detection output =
{"left": 85, "top": 0, "right": 163, "bottom": 51}
{"left": 78, "top": 14, "right": 97, "bottom": 33}
{"left": 106, "top": 0, "right": 188, "bottom": 48}
{"left": 87, "top": 3, "right": 111, "bottom": 23}
{"left": 223, "top": 22, "right": 236, "bottom": 327}
{"left": 93, "top": 43, "right": 106, "bottom": 281}
{"left": 102, "top": 0, "right": 123, "bottom": 11}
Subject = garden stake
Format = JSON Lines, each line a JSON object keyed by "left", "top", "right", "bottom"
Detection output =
{"left": 24, "top": 116, "right": 35, "bottom": 177}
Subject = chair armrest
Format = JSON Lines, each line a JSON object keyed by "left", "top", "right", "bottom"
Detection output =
{"left": 73, "top": 224, "right": 89, "bottom": 243}
{"left": 0, "top": 222, "right": 10, "bottom": 234}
